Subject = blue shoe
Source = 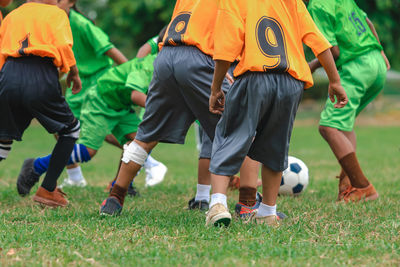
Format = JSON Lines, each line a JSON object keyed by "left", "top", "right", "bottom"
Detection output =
{"left": 99, "top": 197, "right": 122, "bottom": 216}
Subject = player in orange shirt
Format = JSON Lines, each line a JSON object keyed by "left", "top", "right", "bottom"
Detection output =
{"left": 0, "top": 0, "right": 81, "bottom": 207}
{"left": 206, "top": 0, "right": 348, "bottom": 227}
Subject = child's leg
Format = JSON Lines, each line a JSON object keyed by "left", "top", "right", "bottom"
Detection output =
{"left": 109, "top": 139, "right": 158, "bottom": 205}
{"left": 238, "top": 157, "right": 260, "bottom": 207}
{"left": 319, "top": 125, "right": 369, "bottom": 188}
{"left": 256, "top": 165, "right": 282, "bottom": 217}
{"left": 0, "top": 140, "right": 13, "bottom": 161}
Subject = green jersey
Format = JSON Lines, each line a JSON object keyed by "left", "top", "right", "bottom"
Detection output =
{"left": 69, "top": 10, "right": 114, "bottom": 76}
{"left": 147, "top": 36, "right": 159, "bottom": 55}
{"left": 97, "top": 54, "right": 156, "bottom": 110}
{"left": 308, "top": 0, "right": 382, "bottom": 67}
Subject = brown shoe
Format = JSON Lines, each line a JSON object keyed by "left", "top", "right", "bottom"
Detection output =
{"left": 343, "top": 184, "right": 379, "bottom": 202}
{"left": 33, "top": 186, "right": 69, "bottom": 207}
{"left": 337, "top": 174, "right": 351, "bottom": 201}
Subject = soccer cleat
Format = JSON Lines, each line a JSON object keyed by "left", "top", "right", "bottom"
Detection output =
{"left": 59, "top": 177, "right": 87, "bottom": 188}
{"left": 188, "top": 197, "right": 209, "bottom": 211}
{"left": 342, "top": 184, "right": 379, "bottom": 202}
{"left": 235, "top": 192, "right": 287, "bottom": 221}
{"left": 205, "top": 203, "right": 232, "bottom": 227}
{"left": 337, "top": 174, "right": 351, "bottom": 201}
{"left": 33, "top": 186, "right": 69, "bottom": 207}
{"left": 99, "top": 196, "right": 123, "bottom": 216}
{"left": 248, "top": 213, "right": 279, "bottom": 227}
{"left": 17, "top": 158, "right": 41, "bottom": 196}
{"left": 145, "top": 162, "right": 167, "bottom": 187}
{"left": 127, "top": 183, "right": 140, "bottom": 197}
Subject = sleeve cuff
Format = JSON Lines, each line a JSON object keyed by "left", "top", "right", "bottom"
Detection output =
{"left": 95, "top": 43, "right": 115, "bottom": 57}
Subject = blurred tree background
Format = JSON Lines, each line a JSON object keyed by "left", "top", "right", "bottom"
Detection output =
{"left": 2, "top": 0, "right": 399, "bottom": 69}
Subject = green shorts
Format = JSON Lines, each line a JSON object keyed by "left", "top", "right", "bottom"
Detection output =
{"left": 77, "top": 86, "right": 141, "bottom": 150}
{"left": 320, "top": 49, "right": 387, "bottom": 131}
{"left": 65, "top": 68, "right": 109, "bottom": 120}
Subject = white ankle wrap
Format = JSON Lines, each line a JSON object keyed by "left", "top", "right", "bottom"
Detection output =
{"left": 122, "top": 142, "right": 148, "bottom": 166}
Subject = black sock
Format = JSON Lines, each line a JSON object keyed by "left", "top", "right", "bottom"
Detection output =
{"left": 41, "top": 136, "right": 76, "bottom": 192}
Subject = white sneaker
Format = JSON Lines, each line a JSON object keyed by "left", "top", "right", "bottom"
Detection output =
{"left": 145, "top": 162, "right": 167, "bottom": 187}
{"left": 59, "top": 177, "right": 87, "bottom": 188}
{"left": 205, "top": 203, "right": 232, "bottom": 227}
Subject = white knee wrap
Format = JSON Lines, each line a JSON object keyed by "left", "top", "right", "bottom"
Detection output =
{"left": 122, "top": 142, "right": 148, "bottom": 166}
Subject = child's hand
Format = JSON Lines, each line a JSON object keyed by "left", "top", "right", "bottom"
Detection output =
{"left": 225, "top": 73, "right": 234, "bottom": 85}
{"left": 209, "top": 88, "right": 225, "bottom": 115}
{"left": 328, "top": 81, "right": 348, "bottom": 108}
{"left": 67, "top": 73, "right": 82, "bottom": 94}
{"left": 67, "top": 65, "right": 82, "bottom": 94}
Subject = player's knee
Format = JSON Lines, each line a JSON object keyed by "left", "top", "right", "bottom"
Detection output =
{"left": 87, "top": 147, "right": 97, "bottom": 158}
{"left": 59, "top": 120, "right": 80, "bottom": 140}
{"left": 122, "top": 141, "right": 148, "bottom": 166}
{"left": 318, "top": 125, "right": 329, "bottom": 138}
{"left": 0, "top": 140, "right": 13, "bottom": 160}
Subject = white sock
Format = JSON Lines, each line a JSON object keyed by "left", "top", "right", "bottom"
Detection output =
{"left": 210, "top": 193, "right": 227, "bottom": 209}
{"left": 144, "top": 155, "right": 160, "bottom": 169}
{"left": 195, "top": 184, "right": 211, "bottom": 202}
{"left": 67, "top": 166, "right": 84, "bottom": 182}
{"left": 256, "top": 203, "right": 277, "bottom": 217}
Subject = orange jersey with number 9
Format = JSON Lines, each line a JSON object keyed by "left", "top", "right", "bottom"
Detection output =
{"left": 0, "top": 3, "right": 76, "bottom": 73}
{"left": 214, "top": 0, "right": 332, "bottom": 89}
{"left": 162, "top": 0, "right": 218, "bottom": 56}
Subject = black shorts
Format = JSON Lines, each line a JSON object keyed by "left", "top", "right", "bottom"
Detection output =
{"left": 0, "top": 56, "right": 76, "bottom": 141}
{"left": 210, "top": 72, "right": 304, "bottom": 175}
{"left": 136, "top": 46, "right": 231, "bottom": 144}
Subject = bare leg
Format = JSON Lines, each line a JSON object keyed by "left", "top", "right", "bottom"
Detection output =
{"left": 260, "top": 165, "right": 282, "bottom": 206}
{"left": 319, "top": 125, "right": 369, "bottom": 188}
{"left": 210, "top": 174, "right": 230, "bottom": 196}
{"left": 198, "top": 158, "right": 211, "bottom": 185}
{"left": 105, "top": 134, "right": 123, "bottom": 149}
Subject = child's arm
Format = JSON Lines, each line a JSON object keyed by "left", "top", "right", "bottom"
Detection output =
{"left": 209, "top": 60, "right": 232, "bottom": 115}
{"left": 131, "top": 90, "right": 146, "bottom": 108}
{"left": 66, "top": 65, "right": 82, "bottom": 95}
{"left": 105, "top": 47, "right": 128, "bottom": 65}
{"left": 309, "top": 46, "right": 340, "bottom": 73}
{"left": 317, "top": 49, "right": 347, "bottom": 108}
{"left": 136, "top": 43, "right": 152, "bottom": 58}
{"left": 365, "top": 17, "right": 390, "bottom": 70}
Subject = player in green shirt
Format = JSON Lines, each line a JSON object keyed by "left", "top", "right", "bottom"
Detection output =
{"left": 57, "top": 0, "right": 128, "bottom": 186}
{"left": 22, "top": 53, "right": 168, "bottom": 195}
{"left": 307, "top": 0, "right": 390, "bottom": 202}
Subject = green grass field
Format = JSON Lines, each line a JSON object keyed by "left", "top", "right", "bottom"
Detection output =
{"left": 1, "top": 121, "right": 399, "bottom": 266}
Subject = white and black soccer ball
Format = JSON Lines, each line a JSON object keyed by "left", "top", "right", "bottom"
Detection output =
{"left": 279, "top": 156, "right": 309, "bottom": 196}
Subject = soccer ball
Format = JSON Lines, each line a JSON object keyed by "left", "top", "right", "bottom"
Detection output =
{"left": 279, "top": 156, "right": 309, "bottom": 196}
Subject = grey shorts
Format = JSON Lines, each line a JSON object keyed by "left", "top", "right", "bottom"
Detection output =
{"left": 199, "top": 125, "right": 212, "bottom": 159}
{"left": 136, "top": 46, "right": 230, "bottom": 144}
{"left": 209, "top": 72, "right": 304, "bottom": 175}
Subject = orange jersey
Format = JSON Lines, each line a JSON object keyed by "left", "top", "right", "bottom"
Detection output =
{"left": 214, "top": 0, "right": 332, "bottom": 88}
{"left": 0, "top": 3, "right": 75, "bottom": 73}
{"left": 162, "top": 0, "right": 218, "bottom": 56}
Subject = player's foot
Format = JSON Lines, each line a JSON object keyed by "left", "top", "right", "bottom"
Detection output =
{"left": 59, "top": 177, "right": 87, "bottom": 188}
{"left": 342, "top": 184, "right": 379, "bottom": 202}
{"left": 248, "top": 213, "right": 279, "bottom": 227}
{"left": 235, "top": 192, "right": 287, "bottom": 221}
{"left": 33, "top": 186, "right": 69, "bottom": 207}
{"left": 145, "top": 162, "right": 167, "bottom": 187}
{"left": 228, "top": 175, "right": 240, "bottom": 190}
{"left": 188, "top": 197, "right": 209, "bottom": 211}
{"left": 337, "top": 174, "right": 351, "bottom": 201}
{"left": 127, "top": 183, "right": 140, "bottom": 197}
{"left": 17, "top": 158, "right": 40, "bottom": 196}
{"left": 205, "top": 203, "right": 231, "bottom": 227}
{"left": 99, "top": 196, "right": 122, "bottom": 216}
